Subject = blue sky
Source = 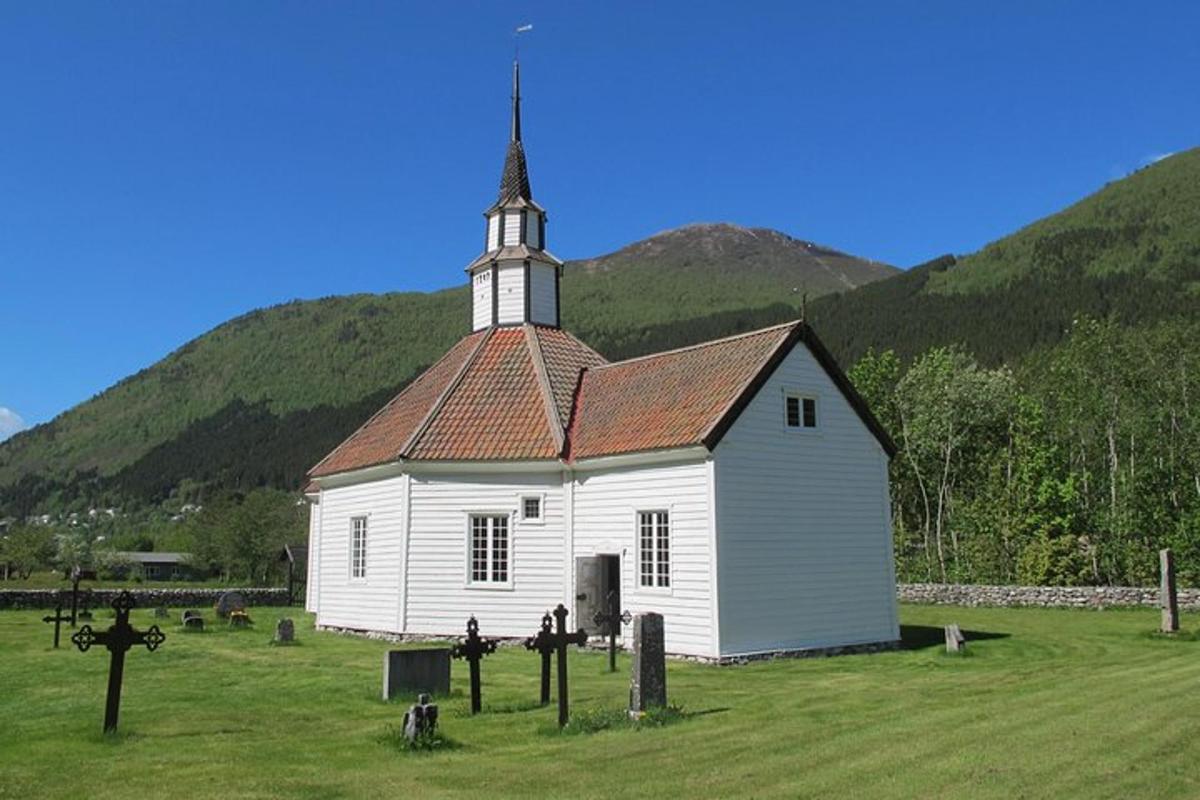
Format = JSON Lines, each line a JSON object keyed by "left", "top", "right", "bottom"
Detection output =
{"left": 1, "top": 2, "right": 1197, "bottom": 432}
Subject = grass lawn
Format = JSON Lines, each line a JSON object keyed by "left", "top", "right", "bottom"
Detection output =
{"left": 1, "top": 604, "right": 1198, "bottom": 799}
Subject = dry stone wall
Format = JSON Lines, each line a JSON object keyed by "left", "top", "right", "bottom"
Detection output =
{"left": 0, "top": 587, "right": 289, "bottom": 610}
{"left": 899, "top": 583, "right": 1200, "bottom": 610}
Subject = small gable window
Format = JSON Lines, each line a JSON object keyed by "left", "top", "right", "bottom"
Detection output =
{"left": 785, "top": 394, "right": 818, "bottom": 430}
{"left": 520, "top": 495, "right": 543, "bottom": 522}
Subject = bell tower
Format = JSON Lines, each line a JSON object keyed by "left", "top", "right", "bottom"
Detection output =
{"left": 466, "top": 60, "right": 562, "bottom": 330}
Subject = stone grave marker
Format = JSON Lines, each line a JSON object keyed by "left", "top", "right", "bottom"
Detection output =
{"left": 402, "top": 693, "right": 439, "bottom": 743}
{"left": 275, "top": 618, "right": 295, "bottom": 643}
{"left": 214, "top": 591, "right": 247, "bottom": 619}
{"left": 1160, "top": 548, "right": 1179, "bottom": 633}
{"left": 944, "top": 623, "right": 966, "bottom": 654}
{"left": 181, "top": 610, "right": 205, "bottom": 631}
{"left": 629, "top": 612, "right": 666, "bottom": 715}
{"left": 383, "top": 649, "right": 451, "bottom": 701}
{"left": 228, "top": 610, "right": 251, "bottom": 627}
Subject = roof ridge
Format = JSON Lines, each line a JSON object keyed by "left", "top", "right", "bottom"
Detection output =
{"left": 307, "top": 332, "right": 487, "bottom": 477}
{"left": 524, "top": 324, "right": 566, "bottom": 454}
{"left": 398, "top": 327, "right": 494, "bottom": 458}
{"left": 591, "top": 320, "right": 801, "bottom": 370}
{"left": 534, "top": 325, "right": 611, "bottom": 365}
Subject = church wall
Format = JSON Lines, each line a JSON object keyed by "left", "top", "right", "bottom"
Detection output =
{"left": 495, "top": 262, "right": 525, "bottom": 324}
{"left": 471, "top": 268, "right": 493, "bottom": 330}
{"left": 305, "top": 498, "right": 320, "bottom": 613}
{"left": 404, "top": 471, "right": 566, "bottom": 638}
{"left": 528, "top": 263, "right": 557, "bottom": 326}
{"left": 312, "top": 475, "right": 406, "bottom": 633}
{"left": 487, "top": 213, "right": 500, "bottom": 251}
{"left": 713, "top": 343, "right": 898, "bottom": 657}
{"left": 571, "top": 458, "right": 717, "bottom": 658}
{"left": 503, "top": 211, "right": 522, "bottom": 245}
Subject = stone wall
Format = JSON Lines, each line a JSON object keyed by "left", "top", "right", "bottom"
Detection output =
{"left": 898, "top": 583, "right": 1200, "bottom": 610}
{"left": 0, "top": 587, "right": 291, "bottom": 610}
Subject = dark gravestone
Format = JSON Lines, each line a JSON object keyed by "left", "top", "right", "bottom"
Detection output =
{"left": 69, "top": 567, "right": 97, "bottom": 626}
{"left": 592, "top": 590, "right": 632, "bottom": 673}
{"left": 402, "top": 694, "right": 439, "bottom": 743}
{"left": 154, "top": 606, "right": 169, "bottom": 619}
{"left": 450, "top": 616, "right": 497, "bottom": 714}
{"left": 523, "top": 612, "right": 555, "bottom": 705}
{"left": 945, "top": 623, "right": 966, "bottom": 654}
{"left": 1161, "top": 548, "right": 1179, "bottom": 633}
{"left": 228, "top": 610, "right": 251, "bottom": 628}
{"left": 182, "top": 610, "right": 204, "bottom": 631}
{"left": 77, "top": 589, "right": 95, "bottom": 622}
{"left": 43, "top": 599, "right": 71, "bottom": 649}
{"left": 214, "top": 591, "right": 247, "bottom": 619}
{"left": 275, "top": 618, "right": 295, "bottom": 643}
{"left": 383, "top": 649, "right": 451, "bottom": 701}
{"left": 71, "top": 590, "right": 166, "bottom": 733}
{"left": 549, "top": 604, "right": 588, "bottom": 727}
{"left": 629, "top": 612, "right": 666, "bottom": 715}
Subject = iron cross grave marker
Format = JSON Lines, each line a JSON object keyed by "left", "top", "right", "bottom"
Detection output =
{"left": 71, "top": 590, "right": 166, "bottom": 733}
{"left": 523, "top": 611, "right": 556, "bottom": 705}
{"left": 551, "top": 603, "right": 588, "bottom": 727}
{"left": 592, "top": 590, "right": 632, "bottom": 673}
{"left": 42, "top": 597, "right": 72, "bottom": 649}
{"left": 450, "top": 616, "right": 497, "bottom": 714}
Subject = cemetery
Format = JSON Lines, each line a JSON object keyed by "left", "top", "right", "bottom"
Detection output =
{"left": 2, "top": 600, "right": 1200, "bottom": 798}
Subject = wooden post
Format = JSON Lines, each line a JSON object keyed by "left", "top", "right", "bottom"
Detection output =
{"left": 1161, "top": 548, "right": 1179, "bottom": 633}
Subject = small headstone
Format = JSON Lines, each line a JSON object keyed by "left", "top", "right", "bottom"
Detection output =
{"left": 228, "top": 610, "right": 251, "bottom": 627}
{"left": 182, "top": 610, "right": 204, "bottom": 630}
{"left": 383, "top": 648, "right": 451, "bottom": 700}
{"left": 275, "top": 618, "right": 295, "bottom": 643}
{"left": 215, "top": 591, "right": 247, "bottom": 619}
{"left": 1160, "top": 548, "right": 1179, "bottom": 633}
{"left": 401, "top": 693, "right": 439, "bottom": 743}
{"left": 945, "top": 623, "right": 966, "bottom": 654}
{"left": 629, "top": 612, "right": 666, "bottom": 715}
{"left": 154, "top": 606, "right": 169, "bottom": 619}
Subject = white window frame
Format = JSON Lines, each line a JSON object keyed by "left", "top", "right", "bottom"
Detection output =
{"left": 783, "top": 388, "right": 820, "bottom": 433}
{"left": 636, "top": 509, "right": 671, "bottom": 593}
{"left": 350, "top": 515, "right": 368, "bottom": 581}
{"left": 519, "top": 493, "right": 545, "bottom": 524}
{"left": 466, "top": 512, "right": 514, "bottom": 590}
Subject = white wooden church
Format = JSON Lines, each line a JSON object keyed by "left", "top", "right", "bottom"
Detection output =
{"left": 304, "top": 63, "right": 899, "bottom": 659}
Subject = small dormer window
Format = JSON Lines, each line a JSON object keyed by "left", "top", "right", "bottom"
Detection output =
{"left": 786, "top": 394, "right": 817, "bottom": 429}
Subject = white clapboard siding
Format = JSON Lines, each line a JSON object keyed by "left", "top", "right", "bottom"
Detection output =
{"left": 404, "top": 472, "right": 566, "bottom": 638}
{"left": 495, "top": 261, "right": 526, "bottom": 324}
{"left": 503, "top": 211, "right": 523, "bottom": 246}
{"left": 472, "top": 268, "right": 493, "bottom": 330}
{"left": 572, "top": 458, "right": 716, "bottom": 658}
{"left": 487, "top": 213, "right": 501, "bottom": 251}
{"left": 314, "top": 475, "right": 405, "bottom": 632}
{"left": 713, "top": 343, "right": 898, "bottom": 656}
{"left": 528, "top": 263, "right": 557, "bottom": 326}
{"left": 306, "top": 498, "right": 320, "bottom": 613}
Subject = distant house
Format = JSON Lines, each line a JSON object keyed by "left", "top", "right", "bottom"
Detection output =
{"left": 114, "top": 552, "right": 197, "bottom": 581}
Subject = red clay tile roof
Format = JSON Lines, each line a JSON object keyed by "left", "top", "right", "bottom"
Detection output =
{"left": 565, "top": 322, "right": 799, "bottom": 460}
{"left": 310, "top": 319, "right": 895, "bottom": 480}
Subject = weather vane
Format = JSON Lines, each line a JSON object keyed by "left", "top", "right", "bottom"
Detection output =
{"left": 514, "top": 23, "right": 533, "bottom": 60}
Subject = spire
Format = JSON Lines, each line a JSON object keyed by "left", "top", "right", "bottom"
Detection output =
{"left": 498, "top": 59, "right": 532, "bottom": 204}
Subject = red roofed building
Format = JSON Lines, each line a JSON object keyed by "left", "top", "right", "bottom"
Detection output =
{"left": 304, "top": 63, "right": 899, "bottom": 659}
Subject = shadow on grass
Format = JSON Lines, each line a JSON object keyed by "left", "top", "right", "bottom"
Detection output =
{"left": 1144, "top": 628, "right": 1200, "bottom": 642}
{"left": 900, "top": 625, "right": 1010, "bottom": 651}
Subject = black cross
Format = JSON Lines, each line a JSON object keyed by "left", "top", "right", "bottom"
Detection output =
{"left": 71, "top": 590, "right": 166, "bottom": 733}
{"left": 450, "top": 616, "right": 496, "bottom": 714}
{"left": 68, "top": 567, "right": 96, "bottom": 627}
{"left": 42, "top": 597, "right": 71, "bottom": 649}
{"left": 550, "top": 603, "right": 588, "bottom": 728}
{"left": 592, "top": 590, "right": 632, "bottom": 673}
{"left": 523, "top": 612, "right": 555, "bottom": 705}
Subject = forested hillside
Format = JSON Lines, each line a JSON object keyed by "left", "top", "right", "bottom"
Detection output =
{"left": 0, "top": 224, "right": 891, "bottom": 512}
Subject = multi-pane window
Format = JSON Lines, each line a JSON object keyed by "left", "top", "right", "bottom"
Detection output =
{"left": 351, "top": 516, "right": 367, "bottom": 579}
{"left": 470, "top": 515, "right": 510, "bottom": 584}
{"left": 522, "top": 495, "right": 541, "bottom": 521}
{"left": 638, "top": 510, "right": 670, "bottom": 589}
{"left": 786, "top": 395, "right": 817, "bottom": 429}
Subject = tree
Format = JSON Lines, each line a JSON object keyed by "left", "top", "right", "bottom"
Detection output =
{"left": 1, "top": 524, "right": 56, "bottom": 579}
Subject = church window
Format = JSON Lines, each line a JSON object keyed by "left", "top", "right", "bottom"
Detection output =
{"left": 469, "top": 514, "right": 510, "bottom": 585}
{"left": 785, "top": 394, "right": 818, "bottom": 430}
{"left": 350, "top": 516, "right": 368, "bottom": 579}
{"left": 520, "top": 494, "right": 543, "bottom": 523}
{"left": 638, "top": 510, "right": 670, "bottom": 589}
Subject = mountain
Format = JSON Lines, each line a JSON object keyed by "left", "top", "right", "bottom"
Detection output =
{"left": 809, "top": 148, "right": 1200, "bottom": 366}
{"left": 0, "top": 224, "right": 895, "bottom": 511}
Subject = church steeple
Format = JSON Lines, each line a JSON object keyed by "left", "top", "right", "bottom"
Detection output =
{"left": 466, "top": 59, "right": 562, "bottom": 332}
